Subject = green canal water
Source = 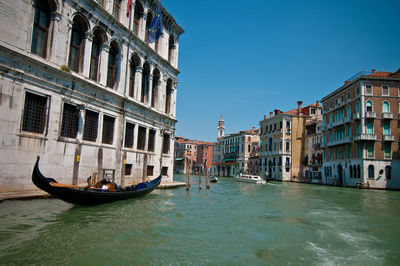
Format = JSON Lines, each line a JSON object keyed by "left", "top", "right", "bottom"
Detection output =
{"left": 1, "top": 175, "right": 400, "bottom": 265}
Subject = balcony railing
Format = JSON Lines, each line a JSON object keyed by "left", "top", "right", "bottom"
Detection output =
{"left": 382, "top": 112, "right": 393, "bottom": 119}
{"left": 353, "top": 134, "right": 377, "bottom": 141}
{"left": 327, "top": 136, "right": 352, "bottom": 147}
{"left": 353, "top": 113, "right": 361, "bottom": 120}
{"left": 365, "top": 112, "right": 376, "bottom": 119}
{"left": 383, "top": 135, "right": 394, "bottom": 141}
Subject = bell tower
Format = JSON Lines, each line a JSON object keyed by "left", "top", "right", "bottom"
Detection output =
{"left": 218, "top": 115, "right": 225, "bottom": 141}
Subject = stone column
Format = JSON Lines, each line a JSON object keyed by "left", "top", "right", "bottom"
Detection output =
{"left": 99, "top": 44, "right": 110, "bottom": 86}
{"left": 118, "top": 44, "right": 126, "bottom": 94}
{"left": 50, "top": 12, "right": 62, "bottom": 64}
{"left": 135, "top": 66, "right": 143, "bottom": 101}
{"left": 140, "top": 12, "right": 148, "bottom": 41}
{"left": 171, "top": 81, "right": 178, "bottom": 117}
{"left": 147, "top": 73, "right": 153, "bottom": 106}
{"left": 82, "top": 32, "right": 93, "bottom": 78}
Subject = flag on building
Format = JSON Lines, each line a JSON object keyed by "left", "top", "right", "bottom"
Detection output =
{"left": 127, "top": 0, "right": 133, "bottom": 17}
{"left": 147, "top": 1, "right": 163, "bottom": 43}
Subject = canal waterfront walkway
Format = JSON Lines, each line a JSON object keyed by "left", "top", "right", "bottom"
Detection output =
{"left": 0, "top": 181, "right": 186, "bottom": 202}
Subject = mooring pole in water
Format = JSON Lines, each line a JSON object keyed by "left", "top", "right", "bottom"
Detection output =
{"left": 205, "top": 160, "right": 210, "bottom": 189}
{"left": 185, "top": 158, "right": 190, "bottom": 190}
{"left": 198, "top": 164, "right": 202, "bottom": 190}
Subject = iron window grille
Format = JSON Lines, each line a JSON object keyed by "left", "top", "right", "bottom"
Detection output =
{"left": 83, "top": 110, "right": 99, "bottom": 142}
{"left": 162, "top": 134, "right": 170, "bottom": 154}
{"left": 148, "top": 129, "right": 156, "bottom": 152}
{"left": 137, "top": 126, "right": 146, "bottom": 150}
{"left": 124, "top": 122, "right": 135, "bottom": 148}
{"left": 125, "top": 164, "right": 132, "bottom": 176}
{"left": 161, "top": 167, "right": 168, "bottom": 176}
{"left": 60, "top": 103, "right": 79, "bottom": 138}
{"left": 21, "top": 92, "right": 48, "bottom": 134}
{"left": 147, "top": 165, "right": 154, "bottom": 176}
{"left": 102, "top": 115, "right": 115, "bottom": 144}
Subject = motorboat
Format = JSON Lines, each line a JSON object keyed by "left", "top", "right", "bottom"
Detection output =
{"left": 235, "top": 174, "right": 266, "bottom": 184}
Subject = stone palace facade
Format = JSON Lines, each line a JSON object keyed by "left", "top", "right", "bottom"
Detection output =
{"left": 0, "top": 0, "right": 184, "bottom": 192}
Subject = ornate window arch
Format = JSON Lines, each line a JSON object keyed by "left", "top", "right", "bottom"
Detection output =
{"left": 68, "top": 14, "right": 89, "bottom": 73}
{"left": 151, "top": 68, "right": 160, "bottom": 108}
{"left": 366, "top": 100, "right": 373, "bottom": 112}
{"left": 107, "top": 41, "right": 120, "bottom": 89}
{"left": 368, "top": 165, "right": 374, "bottom": 179}
{"left": 133, "top": 1, "right": 144, "bottom": 35}
{"left": 168, "top": 35, "right": 175, "bottom": 64}
{"left": 382, "top": 101, "right": 390, "bottom": 113}
{"left": 165, "top": 78, "right": 172, "bottom": 114}
{"left": 31, "top": 0, "right": 57, "bottom": 58}
{"left": 141, "top": 62, "right": 150, "bottom": 103}
{"left": 89, "top": 27, "right": 107, "bottom": 81}
{"left": 129, "top": 53, "right": 141, "bottom": 97}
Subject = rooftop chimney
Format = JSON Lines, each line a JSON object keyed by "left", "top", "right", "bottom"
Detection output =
{"left": 264, "top": 115, "right": 267, "bottom": 120}
{"left": 316, "top": 101, "right": 320, "bottom": 107}
{"left": 297, "top": 101, "right": 303, "bottom": 115}
{"left": 270, "top": 111, "right": 273, "bottom": 117}
{"left": 372, "top": 69, "right": 376, "bottom": 73}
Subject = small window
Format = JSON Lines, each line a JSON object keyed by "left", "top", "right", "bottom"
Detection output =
{"left": 161, "top": 167, "right": 168, "bottom": 176}
{"left": 31, "top": 0, "right": 51, "bottom": 58}
{"left": 382, "top": 85, "right": 389, "bottom": 96}
{"left": 310, "top": 108, "right": 315, "bottom": 115}
{"left": 125, "top": 164, "right": 132, "bottom": 176}
{"left": 347, "top": 91, "right": 351, "bottom": 101}
{"left": 356, "top": 87, "right": 360, "bottom": 95}
{"left": 124, "top": 122, "right": 135, "bottom": 148}
{"left": 83, "top": 110, "right": 99, "bottom": 142}
{"left": 147, "top": 165, "right": 154, "bottom": 176}
{"left": 21, "top": 92, "right": 48, "bottom": 134}
{"left": 368, "top": 165, "right": 374, "bottom": 179}
{"left": 367, "top": 145, "right": 374, "bottom": 158}
{"left": 102, "top": 115, "right": 115, "bottom": 144}
{"left": 60, "top": 103, "right": 79, "bottom": 138}
{"left": 366, "top": 100, "right": 373, "bottom": 112}
{"left": 384, "top": 144, "right": 391, "bottom": 158}
{"left": 365, "top": 85, "right": 373, "bottom": 95}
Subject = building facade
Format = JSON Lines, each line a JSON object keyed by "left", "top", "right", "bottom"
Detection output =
{"left": 321, "top": 69, "right": 400, "bottom": 189}
{"left": 259, "top": 101, "right": 322, "bottom": 181}
{"left": 212, "top": 117, "right": 259, "bottom": 177}
{"left": 0, "top": 0, "right": 184, "bottom": 192}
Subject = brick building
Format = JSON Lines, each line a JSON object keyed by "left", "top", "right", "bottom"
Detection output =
{"left": 321, "top": 69, "right": 400, "bottom": 189}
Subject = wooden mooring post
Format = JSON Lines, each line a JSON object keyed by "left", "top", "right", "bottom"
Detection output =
{"left": 205, "top": 160, "right": 210, "bottom": 189}
{"left": 185, "top": 158, "right": 190, "bottom": 190}
{"left": 198, "top": 165, "right": 202, "bottom": 190}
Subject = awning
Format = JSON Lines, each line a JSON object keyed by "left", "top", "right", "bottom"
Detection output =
{"left": 222, "top": 158, "right": 236, "bottom": 162}
{"left": 175, "top": 158, "right": 183, "bottom": 161}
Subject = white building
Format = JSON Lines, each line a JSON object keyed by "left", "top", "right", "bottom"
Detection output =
{"left": 0, "top": 0, "right": 184, "bottom": 192}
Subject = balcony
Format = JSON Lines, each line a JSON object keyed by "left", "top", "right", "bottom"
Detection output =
{"left": 383, "top": 135, "right": 394, "bottom": 141}
{"left": 330, "top": 116, "right": 352, "bottom": 128}
{"left": 382, "top": 112, "right": 393, "bottom": 119}
{"left": 353, "top": 134, "right": 377, "bottom": 141}
{"left": 365, "top": 112, "right": 376, "bottom": 119}
{"left": 353, "top": 113, "right": 361, "bottom": 120}
{"left": 327, "top": 136, "right": 352, "bottom": 147}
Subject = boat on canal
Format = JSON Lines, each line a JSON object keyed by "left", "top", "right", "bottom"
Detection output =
{"left": 209, "top": 176, "right": 218, "bottom": 183}
{"left": 235, "top": 174, "right": 266, "bottom": 184}
{"left": 32, "top": 156, "right": 161, "bottom": 205}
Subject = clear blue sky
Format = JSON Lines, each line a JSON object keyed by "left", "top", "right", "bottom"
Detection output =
{"left": 162, "top": 0, "right": 400, "bottom": 142}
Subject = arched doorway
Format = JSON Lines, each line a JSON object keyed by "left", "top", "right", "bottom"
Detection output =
{"left": 337, "top": 164, "right": 343, "bottom": 186}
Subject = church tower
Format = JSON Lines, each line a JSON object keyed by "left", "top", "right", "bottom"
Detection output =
{"left": 218, "top": 115, "right": 225, "bottom": 141}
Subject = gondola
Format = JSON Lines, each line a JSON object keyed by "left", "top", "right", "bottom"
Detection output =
{"left": 32, "top": 156, "right": 161, "bottom": 205}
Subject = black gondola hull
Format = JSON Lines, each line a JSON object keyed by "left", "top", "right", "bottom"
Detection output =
{"left": 32, "top": 156, "right": 161, "bottom": 205}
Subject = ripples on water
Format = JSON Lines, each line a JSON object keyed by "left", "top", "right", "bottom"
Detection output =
{"left": 1, "top": 175, "right": 400, "bottom": 265}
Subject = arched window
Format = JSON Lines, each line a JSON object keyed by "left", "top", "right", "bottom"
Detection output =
{"left": 151, "top": 69, "right": 160, "bottom": 108}
{"left": 129, "top": 54, "right": 140, "bottom": 97}
{"left": 68, "top": 16, "right": 87, "bottom": 73}
{"left": 366, "top": 100, "right": 373, "bottom": 112}
{"left": 268, "top": 137, "right": 272, "bottom": 151}
{"left": 385, "top": 166, "right": 392, "bottom": 179}
{"left": 107, "top": 41, "right": 119, "bottom": 88}
{"left": 133, "top": 1, "right": 143, "bottom": 35}
{"left": 349, "top": 165, "right": 353, "bottom": 178}
{"left": 141, "top": 62, "right": 150, "bottom": 103}
{"left": 165, "top": 79, "right": 172, "bottom": 114}
{"left": 31, "top": 0, "right": 53, "bottom": 58}
{"left": 368, "top": 165, "right": 374, "bottom": 179}
{"left": 90, "top": 29, "right": 105, "bottom": 81}
{"left": 145, "top": 12, "right": 153, "bottom": 44}
{"left": 382, "top": 101, "right": 390, "bottom": 113}
{"left": 357, "top": 165, "right": 361, "bottom": 179}
{"left": 168, "top": 36, "right": 175, "bottom": 64}
{"left": 353, "top": 165, "right": 356, "bottom": 179}
{"left": 347, "top": 105, "right": 351, "bottom": 118}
